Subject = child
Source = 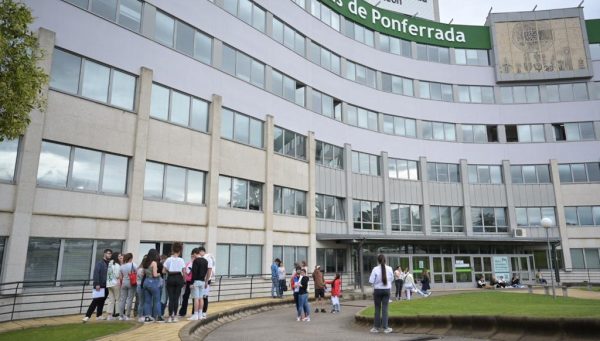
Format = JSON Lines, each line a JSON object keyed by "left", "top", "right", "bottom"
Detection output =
{"left": 325, "top": 273, "right": 342, "bottom": 313}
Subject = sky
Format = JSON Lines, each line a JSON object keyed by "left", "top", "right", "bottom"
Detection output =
{"left": 438, "top": 0, "right": 600, "bottom": 25}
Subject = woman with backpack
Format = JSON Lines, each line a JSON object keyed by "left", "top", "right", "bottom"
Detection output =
{"left": 118, "top": 253, "right": 137, "bottom": 320}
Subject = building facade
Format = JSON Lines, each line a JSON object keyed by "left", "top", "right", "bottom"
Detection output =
{"left": 0, "top": 0, "right": 599, "bottom": 288}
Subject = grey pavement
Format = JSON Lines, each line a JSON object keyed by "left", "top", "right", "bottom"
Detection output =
{"left": 204, "top": 299, "right": 487, "bottom": 341}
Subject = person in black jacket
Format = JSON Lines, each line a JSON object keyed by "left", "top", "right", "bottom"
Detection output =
{"left": 188, "top": 247, "right": 211, "bottom": 320}
{"left": 297, "top": 268, "right": 311, "bottom": 322}
{"left": 82, "top": 249, "right": 112, "bottom": 322}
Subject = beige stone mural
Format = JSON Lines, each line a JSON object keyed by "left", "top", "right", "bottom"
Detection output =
{"left": 495, "top": 18, "right": 587, "bottom": 75}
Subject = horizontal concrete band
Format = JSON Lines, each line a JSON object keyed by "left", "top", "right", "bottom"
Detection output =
{"left": 355, "top": 314, "right": 600, "bottom": 340}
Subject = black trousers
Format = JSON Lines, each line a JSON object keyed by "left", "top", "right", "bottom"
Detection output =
{"left": 166, "top": 273, "right": 184, "bottom": 316}
{"left": 178, "top": 282, "right": 191, "bottom": 316}
{"left": 85, "top": 287, "right": 109, "bottom": 317}
{"left": 394, "top": 279, "right": 404, "bottom": 298}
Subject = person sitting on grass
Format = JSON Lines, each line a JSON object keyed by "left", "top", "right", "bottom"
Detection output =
{"left": 496, "top": 275, "right": 507, "bottom": 288}
{"left": 477, "top": 275, "right": 486, "bottom": 289}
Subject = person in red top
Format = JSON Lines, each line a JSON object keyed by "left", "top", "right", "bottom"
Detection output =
{"left": 325, "top": 273, "right": 342, "bottom": 313}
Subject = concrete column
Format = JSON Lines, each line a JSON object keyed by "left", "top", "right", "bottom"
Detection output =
{"left": 2, "top": 28, "right": 55, "bottom": 283}
{"left": 263, "top": 115, "right": 275, "bottom": 274}
{"left": 344, "top": 144, "right": 354, "bottom": 235}
{"left": 497, "top": 125, "right": 507, "bottom": 143}
{"left": 419, "top": 156, "right": 431, "bottom": 236}
{"left": 124, "top": 67, "right": 154, "bottom": 258}
{"left": 549, "top": 159, "right": 571, "bottom": 269}
{"left": 456, "top": 124, "right": 463, "bottom": 142}
{"left": 307, "top": 132, "right": 317, "bottom": 268}
{"left": 211, "top": 39, "right": 223, "bottom": 70}
{"left": 205, "top": 94, "right": 223, "bottom": 256}
{"left": 460, "top": 159, "right": 473, "bottom": 237}
{"left": 544, "top": 124, "right": 555, "bottom": 142}
{"left": 382, "top": 152, "right": 391, "bottom": 236}
{"left": 503, "top": 160, "right": 517, "bottom": 229}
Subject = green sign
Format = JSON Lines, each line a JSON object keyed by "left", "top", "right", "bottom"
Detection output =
{"left": 587, "top": 19, "right": 600, "bottom": 44}
{"left": 321, "top": 0, "right": 491, "bottom": 49}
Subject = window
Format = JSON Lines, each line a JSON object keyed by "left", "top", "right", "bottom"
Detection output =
{"left": 315, "top": 141, "right": 343, "bottom": 169}
{"left": 221, "top": 45, "right": 265, "bottom": 88}
{"left": 570, "top": 248, "right": 600, "bottom": 269}
{"left": 419, "top": 81, "right": 453, "bottom": 102}
{"left": 221, "top": 108, "right": 263, "bottom": 148}
{"left": 150, "top": 83, "right": 209, "bottom": 132}
{"left": 143, "top": 161, "right": 205, "bottom": 204}
{"left": 275, "top": 246, "right": 309, "bottom": 273}
{"left": 273, "top": 186, "right": 306, "bottom": 216}
{"left": 559, "top": 163, "right": 600, "bottom": 183}
{"left": 422, "top": 121, "right": 456, "bottom": 141}
{"left": 353, "top": 200, "right": 382, "bottom": 230}
{"left": 37, "top": 141, "right": 128, "bottom": 194}
{"left": 565, "top": 206, "right": 600, "bottom": 227}
{"left": 117, "top": 0, "right": 142, "bottom": 32}
{"left": 457, "top": 86, "right": 494, "bottom": 103}
{"left": 345, "top": 61, "right": 376, "bottom": 88}
{"left": 308, "top": 0, "right": 340, "bottom": 31}
{"left": 274, "top": 127, "right": 306, "bottom": 160}
{"left": 471, "top": 207, "right": 508, "bottom": 233}
{"left": 316, "top": 248, "right": 346, "bottom": 273}
{"left": 468, "top": 165, "right": 502, "bottom": 184}
{"left": 591, "top": 44, "right": 600, "bottom": 60}
{"left": 351, "top": 151, "right": 379, "bottom": 176}
{"left": 50, "top": 48, "right": 136, "bottom": 110}
{"left": 90, "top": 0, "right": 117, "bottom": 21}
{"left": 510, "top": 165, "right": 551, "bottom": 184}
{"left": 390, "top": 204, "right": 421, "bottom": 232}
{"left": 426, "top": 162, "right": 460, "bottom": 182}
{"left": 430, "top": 206, "right": 464, "bottom": 233}
{"left": 343, "top": 104, "right": 378, "bottom": 131}
{"left": 416, "top": 43, "right": 450, "bottom": 63}
{"left": 344, "top": 20, "right": 374, "bottom": 46}
{"left": 462, "top": 124, "right": 498, "bottom": 143}
{"left": 272, "top": 17, "right": 305, "bottom": 55}
{"left": 154, "top": 10, "right": 175, "bottom": 47}
{"left": 218, "top": 175, "right": 262, "bottom": 211}
{"left": 315, "top": 194, "right": 345, "bottom": 220}
{"left": 505, "top": 124, "right": 545, "bottom": 143}
{"left": 540, "top": 85, "right": 560, "bottom": 103}
{"left": 388, "top": 158, "right": 418, "bottom": 180}
{"left": 24, "top": 238, "right": 123, "bottom": 286}
{"left": 270, "top": 70, "right": 306, "bottom": 106}
{"left": 381, "top": 73, "right": 414, "bottom": 96}
{"left": 217, "top": 244, "right": 262, "bottom": 276}
{"left": 310, "top": 89, "right": 340, "bottom": 119}
{"left": 222, "top": 0, "right": 265, "bottom": 31}
{"left": 0, "top": 138, "right": 19, "bottom": 183}
{"left": 377, "top": 34, "right": 411, "bottom": 57}
{"left": 381, "top": 114, "right": 416, "bottom": 137}
{"left": 515, "top": 207, "right": 556, "bottom": 227}
{"left": 553, "top": 122, "right": 595, "bottom": 141}
{"left": 308, "top": 41, "right": 340, "bottom": 74}
{"left": 455, "top": 49, "right": 489, "bottom": 65}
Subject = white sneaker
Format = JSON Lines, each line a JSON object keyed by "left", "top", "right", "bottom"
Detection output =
{"left": 172, "top": 316, "right": 179, "bottom": 323}
{"left": 296, "top": 317, "right": 301, "bottom": 322}
{"left": 167, "top": 316, "right": 173, "bottom": 323}
{"left": 384, "top": 328, "right": 393, "bottom": 334}
{"left": 302, "top": 317, "right": 310, "bottom": 322}
{"left": 122, "top": 316, "right": 130, "bottom": 321}
{"left": 187, "top": 314, "right": 199, "bottom": 321}
{"left": 118, "top": 316, "right": 124, "bottom": 321}
{"left": 201, "top": 312, "right": 207, "bottom": 318}
{"left": 370, "top": 328, "right": 379, "bottom": 333}
{"left": 138, "top": 317, "right": 145, "bottom": 323}
{"left": 106, "top": 316, "right": 114, "bottom": 321}
{"left": 82, "top": 316, "right": 89, "bottom": 323}
{"left": 96, "top": 316, "right": 106, "bottom": 321}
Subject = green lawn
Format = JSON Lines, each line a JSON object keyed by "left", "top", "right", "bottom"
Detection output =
{"left": 575, "top": 287, "right": 600, "bottom": 292}
{"left": 0, "top": 322, "right": 135, "bottom": 341}
{"left": 361, "top": 292, "right": 600, "bottom": 318}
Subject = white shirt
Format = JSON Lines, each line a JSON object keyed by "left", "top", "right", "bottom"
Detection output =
{"left": 203, "top": 253, "right": 215, "bottom": 280}
{"left": 369, "top": 265, "right": 394, "bottom": 289}
{"left": 164, "top": 256, "right": 185, "bottom": 272}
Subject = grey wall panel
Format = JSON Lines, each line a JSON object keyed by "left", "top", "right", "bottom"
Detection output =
{"left": 511, "top": 185, "right": 556, "bottom": 206}
{"left": 388, "top": 179, "right": 423, "bottom": 204}
{"left": 317, "top": 220, "right": 349, "bottom": 235}
{"left": 352, "top": 174, "right": 383, "bottom": 201}
{"left": 316, "top": 166, "right": 346, "bottom": 197}
{"left": 427, "top": 183, "right": 464, "bottom": 206}
{"left": 468, "top": 185, "right": 507, "bottom": 207}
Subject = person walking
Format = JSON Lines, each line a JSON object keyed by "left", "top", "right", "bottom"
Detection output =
{"left": 297, "top": 268, "right": 311, "bottom": 322}
{"left": 188, "top": 247, "right": 211, "bottom": 320}
{"left": 325, "top": 273, "right": 342, "bottom": 313}
{"left": 118, "top": 253, "right": 136, "bottom": 320}
{"left": 106, "top": 252, "right": 122, "bottom": 320}
{"left": 312, "top": 265, "right": 326, "bottom": 313}
{"left": 179, "top": 248, "right": 198, "bottom": 317}
{"left": 143, "top": 249, "right": 164, "bottom": 323}
{"left": 163, "top": 242, "right": 185, "bottom": 323}
{"left": 369, "top": 254, "right": 393, "bottom": 334}
{"left": 271, "top": 258, "right": 281, "bottom": 298}
{"left": 421, "top": 269, "right": 432, "bottom": 296}
{"left": 277, "top": 261, "right": 286, "bottom": 298}
{"left": 393, "top": 266, "right": 404, "bottom": 300}
{"left": 403, "top": 270, "right": 429, "bottom": 299}
{"left": 82, "top": 249, "right": 112, "bottom": 322}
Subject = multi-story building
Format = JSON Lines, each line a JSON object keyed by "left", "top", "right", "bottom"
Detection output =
{"left": 1, "top": 0, "right": 599, "bottom": 288}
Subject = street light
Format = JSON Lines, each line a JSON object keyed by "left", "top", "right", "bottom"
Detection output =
{"left": 541, "top": 217, "right": 556, "bottom": 299}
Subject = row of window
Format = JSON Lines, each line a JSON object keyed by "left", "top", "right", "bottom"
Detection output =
{"left": 221, "top": 108, "right": 264, "bottom": 148}
{"left": 218, "top": 175, "right": 262, "bottom": 211}
{"left": 559, "top": 163, "right": 600, "bottom": 183}
{"left": 143, "top": 161, "right": 205, "bottom": 204}
{"left": 273, "top": 245, "right": 309, "bottom": 273}
{"left": 315, "top": 141, "right": 344, "bottom": 169}
{"left": 565, "top": 206, "right": 600, "bottom": 227}
{"left": 571, "top": 248, "right": 600, "bottom": 269}
{"left": 216, "top": 243, "right": 262, "bottom": 276}
{"left": 66, "top": 0, "right": 142, "bottom": 32}
{"left": 500, "top": 83, "right": 590, "bottom": 104}
{"left": 308, "top": 41, "right": 341, "bottom": 75}
{"left": 274, "top": 127, "right": 306, "bottom": 160}
{"left": 222, "top": 44, "right": 265, "bottom": 88}
{"left": 223, "top": 0, "right": 266, "bottom": 32}
{"left": 274, "top": 186, "right": 307, "bottom": 216}
{"left": 315, "top": 194, "right": 345, "bottom": 221}
{"left": 150, "top": 83, "right": 210, "bottom": 132}
{"left": 351, "top": 151, "right": 380, "bottom": 176}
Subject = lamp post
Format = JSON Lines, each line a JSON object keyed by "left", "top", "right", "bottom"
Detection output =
{"left": 541, "top": 217, "right": 556, "bottom": 299}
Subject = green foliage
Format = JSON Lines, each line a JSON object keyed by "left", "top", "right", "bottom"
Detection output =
{"left": 0, "top": 0, "right": 48, "bottom": 141}
{"left": 361, "top": 292, "right": 600, "bottom": 318}
{"left": 0, "top": 322, "right": 135, "bottom": 341}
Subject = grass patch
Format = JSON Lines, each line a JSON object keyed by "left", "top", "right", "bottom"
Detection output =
{"left": 0, "top": 322, "right": 135, "bottom": 341}
{"left": 361, "top": 292, "right": 600, "bottom": 318}
{"left": 574, "top": 287, "right": 600, "bottom": 292}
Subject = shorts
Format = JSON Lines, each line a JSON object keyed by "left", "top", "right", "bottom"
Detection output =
{"left": 192, "top": 280, "right": 206, "bottom": 298}
{"left": 315, "top": 288, "right": 325, "bottom": 298}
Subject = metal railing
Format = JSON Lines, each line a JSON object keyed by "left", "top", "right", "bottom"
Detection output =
{"left": 0, "top": 272, "right": 356, "bottom": 322}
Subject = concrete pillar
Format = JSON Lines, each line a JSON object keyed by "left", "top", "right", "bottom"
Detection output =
{"left": 344, "top": 144, "right": 354, "bottom": 235}
{"left": 503, "top": 160, "right": 517, "bottom": 229}
{"left": 205, "top": 94, "right": 223, "bottom": 256}
{"left": 381, "top": 152, "right": 391, "bottom": 236}
{"left": 307, "top": 131, "right": 317, "bottom": 268}
{"left": 497, "top": 125, "right": 507, "bottom": 143}
{"left": 460, "top": 159, "right": 473, "bottom": 237}
{"left": 3, "top": 28, "right": 55, "bottom": 283}
{"left": 419, "top": 156, "right": 430, "bottom": 236}
{"left": 549, "top": 159, "right": 571, "bottom": 270}
{"left": 263, "top": 115, "right": 275, "bottom": 274}
{"left": 124, "top": 66, "right": 154, "bottom": 258}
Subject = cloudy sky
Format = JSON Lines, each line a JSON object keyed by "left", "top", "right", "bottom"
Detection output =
{"left": 438, "top": 0, "right": 600, "bottom": 25}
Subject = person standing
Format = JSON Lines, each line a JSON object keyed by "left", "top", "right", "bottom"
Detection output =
{"left": 277, "top": 262, "right": 286, "bottom": 298}
{"left": 421, "top": 269, "right": 432, "bottom": 296}
{"left": 163, "top": 242, "right": 185, "bottom": 323}
{"left": 291, "top": 267, "right": 301, "bottom": 321}
{"left": 143, "top": 249, "right": 164, "bottom": 323}
{"left": 118, "top": 253, "right": 136, "bottom": 320}
{"left": 393, "top": 266, "right": 404, "bottom": 300}
{"left": 82, "top": 249, "right": 111, "bottom": 322}
{"left": 271, "top": 258, "right": 281, "bottom": 298}
{"left": 188, "top": 247, "right": 211, "bottom": 320}
{"left": 201, "top": 252, "right": 215, "bottom": 319}
{"left": 136, "top": 255, "right": 147, "bottom": 322}
{"left": 369, "top": 254, "right": 393, "bottom": 334}
{"left": 179, "top": 248, "right": 198, "bottom": 317}
{"left": 297, "top": 268, "right": 311, "bottom": 322}
{"left": 325, "top": 273, "right": 342, "bottom": 313}
{"left": 312, "top": 265, "right": 326, "bottom": 313}
{"left": 106, "top": 252, "right": 122, "bottom": 320}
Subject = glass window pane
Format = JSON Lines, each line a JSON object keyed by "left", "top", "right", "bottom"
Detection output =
{"left": 187, "top": 170, "right": 204, "bottom": 204}
{"left": 490, "top": 166, "right": 502, "bottom": 184}
{"left": 170, "top": 91, "right": 191, "bottom": 126}
{"left": 252, "top": 6, "right": 266, "bottom": 32}
{"left": 573, "top": 83, "right": 588, "bottom": 101}
{"left": 501, "top": 87, "right": 514, "bottom": 103}
{"left": 572, "top": 164, "right": 587, "bottom": 182}
{"left": 0, "top": 139, "right": 19, "bottom": 182}
{"left": 230, "top": 245, "right": 246, "bottom": 275}
{"left": 559, "top": 84, "right": 573, "bottom": 101}
{"left": 216, "top": 244, "right": 230, "bottom": 276}
{"left": 249, "top": 119, "right": 263, "bottom": 148}
{"left": 580, "top": 123, "right": 595, "bottom": 140}
{"left": 150, "top": 84, "right": 170, "bottom": 120}
{"left": 283, "top": 188, "right": 295, "bottom": 215}
{"left": 587, "top": 163, "right": 600, "bottom": 182}
{"left": 526, "top": 86, "right": 539, "bottom": 103}
{"left": 61, "top": 239, "right": 93, "bottom": 281}
{"left": 143, "top": 162, "right": 164, "bottom": 199}
{"left": 284, "top": 131, "right": 296, "bottom": 157}
{"left": 295, "top": 190, "right": 306, "bottom": 216}
{"left": 101, "top": 154, "right": 127, "bottom": 194}
{"left": 511, "top": 166, "right": 523, "bottom": 183}
{"left": 222, "top": 45, "right": 236, "bottom": 75}
{"left": 110, "top": 71, "right": 135, "bottom": 110}
{"left": 440, "top": 206, "right": 452, "bottom": 225}
{"left": 578, "top": 207, "right": 594, "bottom": 226}
{"left": 81, "top": 61, "right": 110, "bottom": 102}
{"left": 594, "top": 207, "right": 600, "bottom": 225}
{"left": 24, "top": 238, "right": 60, "bottom": 284}
{"left": 449, "top": 165, "right": 459, "bottom": 182}
{"left": 571, "top": 248, "right": 585, "bottom": 269}
{"left": 232, "top": 178, "right": 248, "bottom": 209}
{"left": 235, "top": 52, "right": 251, "bottom": 82}
{"left": 218, "top": 176, "right": 231, "bottom": 207}
{"left": 234, "top": 114, "right": 250, "bottom": 144}
{"left": 154, "top": 11, "right": 175, "bottom": 47}
{"left": 37, "top": 142, "right": 71, "bottom": 187}
{"left": 495, "top": 208, "right": 506, "bottom": 226}
{"left": 478, "top": 165, "right": 491, "bottom": 184}
{"left": 175, "top": 21, "right": 194, "bottom": 56}
{"left": 190, "top": 98, "right": 209, "bottom": 132}
{"left": 458, "top": 86, "right": 470, "bottom": 102}
{"left": 531, "top": 125, "right": 545, "bottom": 142}
{"left": 164, "top": 165, "right": 186, "bottom": 202}
{"left": 274, "top": 127, "right": 283, "bottom": 154}
{"left": 71, "top": 148, "right": 101, "bottom": 191}
{"left": 118, "top": 0, "right": 142, "bottom": 32}
{"left": 50, "top": 49, "right": 81, "bottom": 94}
{"left": 516, "top": 208, "right": 528, "bottom": 226}
{"left": 470, "top": 86, "right": 482, "bottom": 103}
{"left": 541, "top": 207, "right": 555, "bottom": 226}
{"left": 468, "top": 166, "right": 478, "bottom": 183}
{"left": 559, "top": 165, "right": 573, "bottom": 183}
{"left": 247, "top": 245, "right": 262, "bottom": 274}
{"left": 194, "top": 31, "right": 212, "bottom": 64}
{"left": 221, "top": 109, "right": 234, "bottom": 140}
{"left": 527, "top": 207, "right": 541, "bottom": 226}
{"left": 91, "top": 0, "right": 117, "bottom": 21}
{"left": 565, "top": 207, "right": 578, "bottom": 226}
{"left": 251, "top": 60, "right": 265, "bottom": 88}
{"left": 522, "top": 166, "right": 537, "bottom": 183}
{"left": 517, "top": 125, "right": 532, "bottom": 142}
{"left": 536, "top": 165, "right": 550, "bottom": 183}
{"left": 248, "top": 182, "right": 262, "bottom": 210}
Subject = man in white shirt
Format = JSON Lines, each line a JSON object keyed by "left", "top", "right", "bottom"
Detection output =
{"left": 201, "top": 252, "right": 214, "bottom": 319}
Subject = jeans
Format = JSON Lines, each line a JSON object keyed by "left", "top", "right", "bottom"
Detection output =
{"left": 271, "top": 278, "right": 279, "bottom": 297}
{"left": 278, "top": 279, "right": 286, "bottom": 297}
{"left": 178, "top": 282, "right": 191, "bottom": 316}
{"left": 166, "top": 273, "right": 184, "bottom": 316}
{"left": 373, "top": 288, "right": 390, "bottom": 329}
{"left": 298, "top": 293, "right": 310, "bottom": 318}
{"left": 394, "top": 279, "right": 403, "bottom": 299}
{"left": 144, "top": 277, "right": 161, "bottom": 318}
{"left": 85, "top": 287, "right": 108, "bottom": 317}
{"left": 136, "top": 283, "right": 145, "bottom": 316}
{"left": 119, "top": 283, "right": 135, "bottom": 317}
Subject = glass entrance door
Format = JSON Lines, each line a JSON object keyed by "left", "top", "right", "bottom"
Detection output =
{"left": 474, "top": 256, "right": 492, "bottom": 282}
{"left": 387, "top": 255, "right": 409, "bottom": 271}
{"left": 412, "top": 256, "right": 430, "bottom": 282}
{"left": 511, "top": 256, "right": 532, "bottom": 282}
{"left": 432, "top": 256, "right": 454, "bottom": 287}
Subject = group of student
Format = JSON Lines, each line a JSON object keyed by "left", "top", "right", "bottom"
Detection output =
{"left": 82, "top": 243, "right": 214, "bottom": 323}
{"left": 392, "top": 266, "right": 432, "bottom": 300}
{"left": 477, "top": 274, "right": 524, "bottom": 289}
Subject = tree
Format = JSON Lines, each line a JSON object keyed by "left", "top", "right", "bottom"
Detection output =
{"left": 0, "top": 0, "right": 48, "bottom": 141}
